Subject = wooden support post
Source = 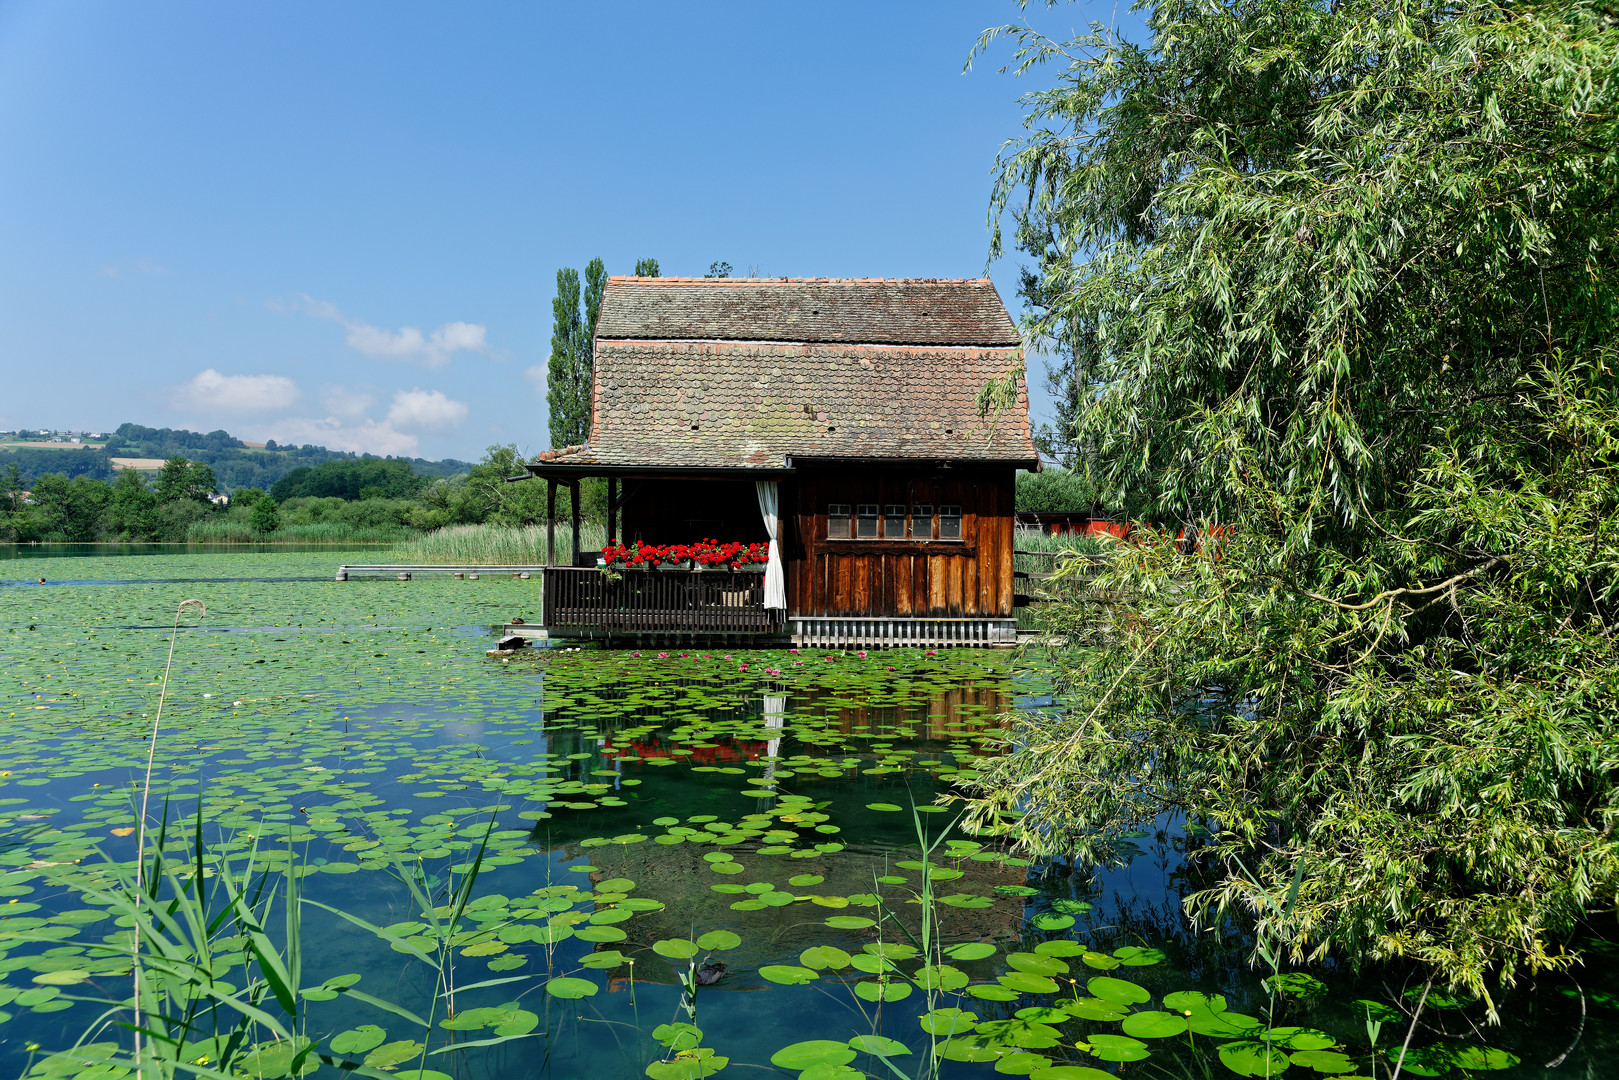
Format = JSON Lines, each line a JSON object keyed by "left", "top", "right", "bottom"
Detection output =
{"left": 607, "top": 477, "right": 618, "bottom": 547}
{"left": 570, "top": 481, "right": 581, "bottom": 565}
{"left": 546, "top": 480, "right": 556, "bottom": 567}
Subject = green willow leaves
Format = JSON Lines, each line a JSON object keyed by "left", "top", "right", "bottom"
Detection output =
{"left": 964, "top": 0, "right": 1619, "bottom": 1011}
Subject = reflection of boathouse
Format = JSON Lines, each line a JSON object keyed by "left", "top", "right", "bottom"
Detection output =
{"left": 525, "top": 277, "right": 1040, "bottom": 648}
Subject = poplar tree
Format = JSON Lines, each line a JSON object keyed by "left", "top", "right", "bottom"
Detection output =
{"left": 547, "top": 259, "right": 608, "bottom": 449}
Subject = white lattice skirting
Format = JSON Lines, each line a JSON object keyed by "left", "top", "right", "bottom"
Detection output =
{"left": 789, "top": 617, "right": 1017, "bottom": 649}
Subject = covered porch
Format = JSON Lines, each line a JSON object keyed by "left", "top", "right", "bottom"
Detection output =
{"left": 523, "top": 464, "right": 789, "bottom": 643}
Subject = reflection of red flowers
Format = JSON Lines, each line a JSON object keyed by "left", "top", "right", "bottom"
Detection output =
{"left": 604, "top": 736, "right": 770, "bottom": 764}
{"left": 600, "top": 539, "right": 770, "bottom": 568}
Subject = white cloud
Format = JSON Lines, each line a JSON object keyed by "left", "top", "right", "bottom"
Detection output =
{"left": 266, "top": 417, "right": 420, "bottom": 457}
{"left": 387, "top": 388, "right": 469, "bottom": 432}
{"left": 173, "top": 369, "right": 300, "bottom": 414}
{"left": 272, "top": 294, "right": 487, "bottom": 368}
{"left": 524, "top": 365, "right": 547, "bottom": 396}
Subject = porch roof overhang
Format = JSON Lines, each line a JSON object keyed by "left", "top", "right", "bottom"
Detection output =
{"left": 521, "top": 461, "right": 797, "bottom": 482}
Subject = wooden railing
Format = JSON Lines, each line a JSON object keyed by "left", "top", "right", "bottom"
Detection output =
{"left": 543, "top": 567, "right": 780, "bottom": 634}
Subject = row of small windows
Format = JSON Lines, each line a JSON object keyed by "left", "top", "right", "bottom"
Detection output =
{"left": 827, "top": 503, "right": 962, "bottom": 541}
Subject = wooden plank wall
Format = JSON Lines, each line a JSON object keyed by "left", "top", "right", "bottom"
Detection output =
{"left": 786, "top": 466, "right": 1014, "bottom": 618}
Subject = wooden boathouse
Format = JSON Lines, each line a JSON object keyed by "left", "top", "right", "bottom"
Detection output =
{"left": 525, "top": 276, "right": 1039, "bottom": 647}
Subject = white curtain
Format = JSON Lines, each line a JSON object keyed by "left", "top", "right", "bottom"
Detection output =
{"left": 755, "top": 480, "right": 786, "bottom": 610}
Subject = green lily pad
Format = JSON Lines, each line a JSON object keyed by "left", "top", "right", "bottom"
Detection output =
{"left": 800, "top": 945, "right": 853, "bottom": 969}
{"left": 1087, "top": 976, "right": 1150, "bottom": 1005}
{"left": 999, "top": 971, "right": 1060, "bottom": 994}
{"left": 653, "top": 939, "right": 699, "bottom": 960}
{"left": 1289, "top": 1049, "right": 1358, "bottom": 1073}
{"left": 848, "top": 1035, "right": 910, "bottom": 1057}
{"left": 1086, "top": 1034, "right": 1150, "bottom": 1063}
{"left": 944, "top": 942, "right": 997, "bottom": 962}
{"left": 1121, "top": 1011, "right": 1189, "bottom": 1038}
{"left": 759, "top": 965, "right": 819, "bottom": 985}
{"left": 1218, "top": 1040, "right": 1289, "bottom": 1077}
{"left": 853, "top": 980, "right": 911, "bottom": 1002}
{"left": 695, "top": 929, "right": 741, "bottom": 951}
{"left": 770, "top": 1041, "right": 858, "bottom": 1070}
{"left": 920, "top": 1007, "right": 979, "bottom": 1035}
{"left": 330, "top": 1025, "right": 387, "bottom": 1055}
{"left": 545, "top": 977, "right": 598, "bottom": 999}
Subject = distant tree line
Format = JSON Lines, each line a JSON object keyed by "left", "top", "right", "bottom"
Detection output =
{"left": 3, "top": 445, "right": 605, "bottom": 544}
{"left": 0, "top": 422, "right": 470, "bottom": 491}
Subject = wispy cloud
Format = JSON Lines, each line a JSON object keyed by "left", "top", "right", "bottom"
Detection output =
{"left": 523, "top": 365, "right": 547, "bottom": 396}
{"left": 264, "top": 388, "right": 469, "bottom": 457}
{"left": 172, "top": 369, "right": 300, "bottom": 414}
{"left": 266, "top": 417, "right": 421, "bottom": 457}
{"left": 271, "top": 294, "right": 487, "bottom": 368}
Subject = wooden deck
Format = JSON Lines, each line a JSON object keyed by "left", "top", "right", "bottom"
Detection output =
{"left": 543, "top": 567, "right": 781, "bottom": 636}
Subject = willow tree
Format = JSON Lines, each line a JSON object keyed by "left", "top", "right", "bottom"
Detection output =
{"left": 966, "top": 0, "right": 1619, "bottom": 1008}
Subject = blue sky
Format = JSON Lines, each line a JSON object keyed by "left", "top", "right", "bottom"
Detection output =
{"left": 0, "top": 1, "right": 1140, "bottom": 462}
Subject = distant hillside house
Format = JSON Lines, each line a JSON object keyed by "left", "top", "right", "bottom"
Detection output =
{"left": 526, "top": 276, "right": 1038, "bottom": 647}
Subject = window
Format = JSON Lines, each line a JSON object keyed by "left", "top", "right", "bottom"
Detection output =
{"left": 938, "top": 504, "right": 962, "bottom": 541}
{"left": 827, "top": 503, "right": 851, "bottom": 539}
{"left": 883, "top": 504, "right": 906, "bottom": 538}
{"left": 855, "top": 504, "right": 879, "bottom": 539}
{"left": 910, "top": 503, "right": 934, "bottom": 540}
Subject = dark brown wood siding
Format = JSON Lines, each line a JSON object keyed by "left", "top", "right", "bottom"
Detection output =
{"left": 786, "top": 465, "right": 1015, "bottom": 618}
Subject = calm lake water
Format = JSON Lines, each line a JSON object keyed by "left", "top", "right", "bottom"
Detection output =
{"left": 0, "top": 550, "right": 1607, "bottom": 1078}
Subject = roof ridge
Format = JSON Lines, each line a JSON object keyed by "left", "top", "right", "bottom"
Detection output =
{"left": 604, "top": 276, "right": 995, "bottom": 285}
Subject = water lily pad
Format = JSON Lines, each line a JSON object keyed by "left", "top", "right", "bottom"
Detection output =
{"left": 759, "top": 965, "right": 819, "bottom": 985}
{"left": 1266, "top": 972, "right": 1328, "bottom": 1000}
{"left": 920, "top": 1007, "right": 979, "bottom": 1035}
{"left": 1289, "top": 1049, "right": 1358, "bottom": 1073}
{"left": 654, "top": 938, "right": 699, "bottom": 960}
{"left": 330, "top": 1025, "right": 387, "bottom": 1055}
{"left": 1026, "top": 1068, "right": 1117, "bottom": 1080}
{"left": 999, "top": 971, "right": 1060, "bottom": 994}
{"left": 825, "top": 915, "right": 875, "bottom": 929}
{"left": 1218, "top": 1040, "right": 1289, "bottom": 1077}
{"left": 854, "top": 980, "right": 911, "bottom": 1002}
{"left": 800, "top": 945, "right": 852, "bottom": 970}
{"left": 848, "top": 1035, "right": 910, "bottom": 1057}
{"left": 1086, "top": 1034, "right": 1150, "bottom": 1063}
{"left": 1112, "top": 946, "right": 1165, "bottom": 966}
{"left": 1030, "top": 913, "right": 1074, "bottom": 931}
{"left": 770, "top": 1041, "right": 857, "bottom": 1070}
{"left": 364, "top": 1049, "right": 424, "bottom": 1075}
{"left": 695, "top": 929, "right": 741, "bottom": 951}
{"left": 1087, "top": 976, "right": 1150, "bottom": 1005}
{"left": 995, "top": 1052, "right": 1052, "bottom": 1075}
{"left": 1121, "top": 1011, "right": 1189, "bottom": 1038}
{"left": 1188, "top": 1010, "right": 1265, "bottom": 1038}
{"left": 545, "top": 977, "right": 598, "bottom": 999}
{"left": 1454, "top": 1045, "right": 1518, "bottom": 1071}
{"left": 1006, "top": 952, "right": 1068, "bottom": 976}
{"left": 1163, "top": 990, "right": 1227, "bottom": 1016}
{"left": 944, "top": 942, "right": 997, "bottom": 962}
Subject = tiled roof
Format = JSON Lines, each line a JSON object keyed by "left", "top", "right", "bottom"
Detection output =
{"left": 594, "top": 277, "right": 1021, "bottom": 346}
{"left": 533, "top": 341, "right": 1036, "bottom": 470}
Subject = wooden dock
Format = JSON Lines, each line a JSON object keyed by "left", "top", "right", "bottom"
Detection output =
{"left": 333, "top": 564, "right": 548, "bottom": 581}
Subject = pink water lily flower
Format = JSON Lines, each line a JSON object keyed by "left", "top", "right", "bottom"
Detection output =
{"left": 632, "top": 652, "right": 642, "bottom": 657}
{"left": 658, "top": 651, "right": 669, "bottom": 658}
{"left": 857, "top": 650, "right": 868, "bottom": 658}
